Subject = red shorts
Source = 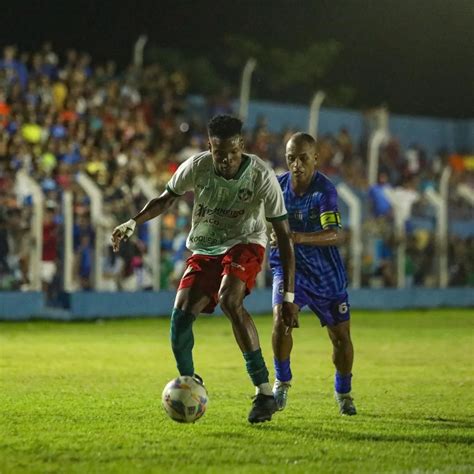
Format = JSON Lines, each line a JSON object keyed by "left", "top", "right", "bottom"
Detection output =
{"left": 178, "top": 243, "right": 265, "bottom": 314}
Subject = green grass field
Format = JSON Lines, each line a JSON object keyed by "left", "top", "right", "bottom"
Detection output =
{"left": 1, "top": 309, "right": 473, "bottom": 473}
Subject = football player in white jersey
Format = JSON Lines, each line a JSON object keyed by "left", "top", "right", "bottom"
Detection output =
{"left": 112, "top": 115, "right": 298, "bottom": 423}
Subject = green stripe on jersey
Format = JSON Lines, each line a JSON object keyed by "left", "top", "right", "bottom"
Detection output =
{"left": 267, "top": 214, "right": 288, "bottom": 222}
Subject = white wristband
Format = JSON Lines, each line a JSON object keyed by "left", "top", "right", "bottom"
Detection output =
{"left": 121, "top": 219, "right": 136, "bottom": 239}
{"left": 283, "top": 292, "right": 295, "bottom": 303}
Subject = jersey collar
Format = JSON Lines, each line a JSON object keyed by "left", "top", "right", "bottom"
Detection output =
{"left": 289, "top": 170, "right": 319, "bottom": 197}
{"left": 213, "top": 154, "right": 251, "bottom": 180}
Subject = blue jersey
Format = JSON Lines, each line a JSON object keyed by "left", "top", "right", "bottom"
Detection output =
{"left": 269, "top": 171, "right": 347, "bottom": 298}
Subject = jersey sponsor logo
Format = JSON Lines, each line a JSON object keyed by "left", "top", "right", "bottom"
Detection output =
{"left": 196, "top": 204, "right": 245, "bottom": 219}
{"left": 230, "top": 262, "right": 246, "bottom": 271}
{"left": 203, "top": 217, "right": 220, "bottom": 226}
{"left": 237, "top": 188, "right": 253, "bottom": 202}
{"left": 189, "top": 235, "right": 220, "bottom": 244}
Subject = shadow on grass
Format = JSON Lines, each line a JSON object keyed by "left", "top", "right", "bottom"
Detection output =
{"left": 251, "top": 415, "right": 474, "bottom": 445}
{"left": 359, "top": 413, "right": 474, "bottom": 429}
{"left": 258, "top": 425, "right": 473, "bottom": 445}
{"left": 206, "top": 431, "right": 252, "bottom": 440}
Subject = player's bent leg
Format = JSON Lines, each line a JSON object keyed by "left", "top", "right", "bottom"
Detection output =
{"left": 171, "top": 288, "right": 211, "bottom": 378}
{"left": 272, "top": 304, "right": 293, "bottom": 362}
{"left": 170, "top": 308, "right": 195, "bottom": 376}
{"left": 327, "top": 320, "right": 354, "bottom": 374}
{"left": 218, "top": 276, "right": 260, "bottom": 352}
{"left": 327, "top": 321, "right": 356, "bottom": 415}
{"left": 272, "top": 304, "right": 293, "bottom": 411}
{"left": 219, "top": 274, "right": 277, "bottom": 423}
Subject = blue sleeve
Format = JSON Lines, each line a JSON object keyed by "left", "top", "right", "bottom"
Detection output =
{"left": 319, "top": 184, "right": 342, "bottom": 229}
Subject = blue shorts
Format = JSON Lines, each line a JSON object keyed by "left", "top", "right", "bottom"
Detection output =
{"left": 272, "top": 271, "right": 350, "bottom": 327}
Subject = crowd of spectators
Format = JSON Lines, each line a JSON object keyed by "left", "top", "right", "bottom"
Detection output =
{"left": 0, "top": 42, "right": 472, "bottom": 298}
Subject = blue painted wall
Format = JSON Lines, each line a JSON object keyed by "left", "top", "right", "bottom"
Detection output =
{"left": 243, "top": 99, "right": 473, "bottom": 154}
{"left": 188, "top": 95, "right": 473, "bottom": 154}
{"left": 1, "top": 289, "right": 473, "bottom": 321}
{"left": 0, "top": 292, "right": 44, "bottom": 320}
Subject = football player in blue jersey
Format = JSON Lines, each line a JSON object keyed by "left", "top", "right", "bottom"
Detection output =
{"left": 269, "top": 132, "right": 356, "bottom": 416}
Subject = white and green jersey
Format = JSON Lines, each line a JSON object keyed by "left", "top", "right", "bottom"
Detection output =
{"left": 166, "top": 152, "right": 288, "bottom": 255}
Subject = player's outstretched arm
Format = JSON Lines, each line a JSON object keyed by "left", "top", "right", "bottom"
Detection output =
{"left": 133, "top": 189, "right": 178, "bottom": 225}
{"left": 272, "top": 219, "right": 299, "bottom": 328}
{"left": 270, "top": 228, "right": 343, "bottom": 248}
{"left": 292, "top": 228, "right": 344, "bottom": 246}
{"left": 111, "top": 189, "right": 178, "bottom": 252}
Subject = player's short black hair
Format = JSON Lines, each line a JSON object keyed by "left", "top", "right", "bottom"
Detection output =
{"left": 290, "top": 132, "right": 317, "bottom": 147}
{"left": 208, "top": 115, "right": 243, "bottom": 139}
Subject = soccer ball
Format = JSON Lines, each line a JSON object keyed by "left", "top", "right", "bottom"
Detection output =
{"left": 162, "top": 376, "right": 208, "bottom": 423}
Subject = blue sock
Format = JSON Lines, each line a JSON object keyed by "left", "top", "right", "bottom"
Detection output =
{"left": 335, "top": 372, "right": 352, "bottom": 394}
{"left": 274, "top": 357, "right": 292, "bottom": 383}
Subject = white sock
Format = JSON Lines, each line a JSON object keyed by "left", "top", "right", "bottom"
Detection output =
{"left": 256, "top": 382, "right": 273, "bottom": 396}
{"left": 335, "top": 391, "right": 352, "bottom": 399}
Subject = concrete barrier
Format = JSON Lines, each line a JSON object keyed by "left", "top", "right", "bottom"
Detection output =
{"left": 0, "top": 292, "right": 45, "bottom": 320}
{"left": 1, "top": 288, "right": 472, "bottom": 321}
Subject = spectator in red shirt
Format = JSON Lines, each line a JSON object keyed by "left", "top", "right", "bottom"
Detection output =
{"left": 42, "top": 205, "right": 58, "bottom": 296}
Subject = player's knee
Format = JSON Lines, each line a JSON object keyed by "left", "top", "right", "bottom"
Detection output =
{"left": 329, "top": 326, "right": 351, "bottom": 347}
{"left": 175, "top": 288, "right": 209, "bottom": 315}
{"left": 218, "top": 292, "right": 243, "bottom": 319}
{"left": 178, "top": 302, "right": 195, "bottom": 315}
{"left": 175, "top": 297, "right": 201, "bottom": 315}
{"left": 338, "top": 334, "right": 352, "bottom": 350}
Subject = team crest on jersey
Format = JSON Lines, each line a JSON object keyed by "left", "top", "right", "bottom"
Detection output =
{"left": 309, "top": 208, "right": 319, "bottom": 221}
{"left": 238, "top": 188, "right": 253, "bottom": 202}
{"left": 294, "top": 210, "right": 303, "bottom": 221}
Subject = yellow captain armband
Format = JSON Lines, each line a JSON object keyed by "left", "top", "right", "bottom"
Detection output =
{"left": 320, "top": 211, "right": 342, "bottom": 229}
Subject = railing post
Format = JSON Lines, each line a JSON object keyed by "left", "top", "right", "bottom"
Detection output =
{"left": 134, "top": 176, "right": 161, "bottom": 291}
{"left": 62, "top": 190, "right": 74, "bottom": 292}
{"left": 457, "top": 184, "right": 474, "bottom": 206}
{"left": 383, "top": 188, "right": 407, "bottom": 288}
{"left": 425, "top": 187, "right": 449, "bottom": 288}
{"left": 76, "top": 172, "right": 104, "bottom": 291}
{"left": 368, "top": 129, "right": 389, "bottom": 187}
{"left": 336, "top": 183, "right": 362, "bottom": 288}
{"left": 239, "top": 58, "right": 257, "bottom": 122}
{"left": 16, "top": 171, "right": 44, "bottom": 291}
{"left": 439, "top": 166, "right": 452, "bottom": 288}
{"left": 440, "top": 166, "right": 451, "bottom": 202}
{"left": 308, "top": 91, "right": 326, "bottom": 139}
{"left": 133, "top": 35, "right": 148, "bottom": 69}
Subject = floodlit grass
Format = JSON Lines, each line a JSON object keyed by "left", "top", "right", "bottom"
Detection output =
{"left": 1, "top": 309, "right": 473, "bottom": 473}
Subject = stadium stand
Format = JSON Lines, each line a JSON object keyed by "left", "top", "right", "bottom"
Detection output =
{"left": 0, "top": 43, "right": 472, "bottom": 302}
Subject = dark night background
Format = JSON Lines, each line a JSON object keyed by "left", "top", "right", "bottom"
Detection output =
{"left": 1, "top": 0, "right": 473, "bottom": 118}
